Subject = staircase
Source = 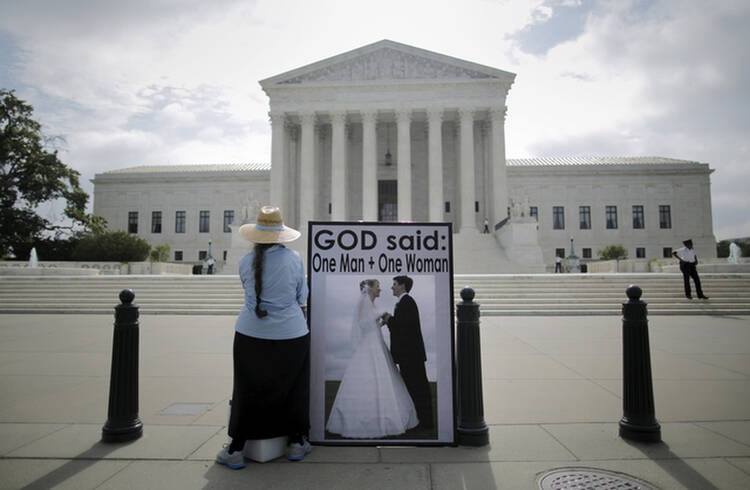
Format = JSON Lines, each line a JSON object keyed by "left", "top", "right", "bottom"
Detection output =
{"left": 0, "top": 273, "right": 749, "bottom": 316}
{"left": 455, "top": 273, "right": 750, "bottom": 315}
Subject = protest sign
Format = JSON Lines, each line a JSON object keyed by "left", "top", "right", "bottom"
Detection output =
{"left": 308, "top": 222, "right": 455, "bottom": 444}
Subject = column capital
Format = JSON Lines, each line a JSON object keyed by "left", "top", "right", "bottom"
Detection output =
{"left": 330, "top": 111, "right": 347, "bottom": 125}
{"left": 426, "top": 107, "right": 445, "bottom": 122}
{"left": 395, "top": 109, "right": 412, "bottom": 124}
{"left": 489, "top": 106, "right": 508, "bottom": 122}
{"left": 299, "top": 111, "right": 316, "bottom": 126}
{"left": 458, "top": 107, "right": 477, "bottom": 121}
{"left": 269, "top": 111, "right": 286, "bottom": 125}
{"left": 361, "top": 110, "right": 378, "bottom": 125}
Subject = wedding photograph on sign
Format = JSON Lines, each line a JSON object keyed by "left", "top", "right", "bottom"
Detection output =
{"left": 308, "top": 222, "right": 455, "bottom": 445}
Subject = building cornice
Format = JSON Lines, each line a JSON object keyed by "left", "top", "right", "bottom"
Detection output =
{"left": 260, "top": 39, "right": 515, "bottom": 92}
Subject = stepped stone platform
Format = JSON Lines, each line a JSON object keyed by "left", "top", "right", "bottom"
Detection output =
{"left": 1, "top": 273, "right": 749, "bottom": 316}
{"left": 1, "top": 313, "right": 749, "bottom": 489}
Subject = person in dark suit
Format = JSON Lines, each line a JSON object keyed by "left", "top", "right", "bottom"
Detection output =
{"left": 383, "top": 275, "right": 434, "bottom": 429}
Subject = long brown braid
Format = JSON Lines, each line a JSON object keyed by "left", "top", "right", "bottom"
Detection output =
{"left": 252, "top": 243, "right": 273, "bottom": 318}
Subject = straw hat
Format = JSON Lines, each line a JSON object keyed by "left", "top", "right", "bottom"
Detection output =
{"left": 239, "top": 206, "right": 301, "bottom": 243}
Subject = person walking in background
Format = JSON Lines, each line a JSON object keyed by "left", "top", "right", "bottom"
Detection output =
{"left": 216, "top": 206, "right": 311, "bottom": 470}
{"left": 483, "top": 218, "right": 490, "bottom": 234}
{"left": 554, "top": 255, "right": 563, "bottom": 273}
{"left": 672, "top": 239, "right": 709, "bottom": 300}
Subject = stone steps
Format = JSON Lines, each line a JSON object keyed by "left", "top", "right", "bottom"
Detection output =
{"left": 1, "top": 274, "right": 749, "bottom": 316}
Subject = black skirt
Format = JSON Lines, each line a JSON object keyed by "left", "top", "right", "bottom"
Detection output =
{"left": 228, "top": 331, "right": 310, "bottom": 441}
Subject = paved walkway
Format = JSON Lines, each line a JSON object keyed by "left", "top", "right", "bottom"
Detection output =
{"left": 0, "top": 313, "right": 749, "bottom": 489}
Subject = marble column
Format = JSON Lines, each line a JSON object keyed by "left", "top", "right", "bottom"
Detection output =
{"left": 330, "top": 112, "right": 347, "bottom": 220}
{"left": 269, "top": 112, "right": 286, "bottom": 209}
{"left": 299, "top": 112, "right": 316, "bottom": 227}
{"left": 490, "top": 107, "right": 509, "bottom": 227}
{"left": 361, "top": 111, "right": 378, "bottom": 221}
{"left": 427, "top": 108, "right": 444, "bottom": 222}
{"left": 459, "top": 108, "right": 476, "bottom": 232}
{"left": 396, "top": 109, "right": 412, "bottom": 221}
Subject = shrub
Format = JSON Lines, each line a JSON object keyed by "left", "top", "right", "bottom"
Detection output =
{"left": 597, "top": 244, "right": 628, "bottom": 260}
{"left": 149, "top": 244, "right": 170, "bottom": 262}
{"left": 71, "top": 231, "right": 150, "bottom": 262}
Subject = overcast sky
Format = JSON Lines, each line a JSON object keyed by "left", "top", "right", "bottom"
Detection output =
{"left": 1, "top": 0, "right": 748, "bottom": 239}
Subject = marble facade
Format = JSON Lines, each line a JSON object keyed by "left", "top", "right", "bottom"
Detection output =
{"left": 260, "top": 40, "right": 514, "bottom": 235}
{"left": 92, "top": 157, "right": 717, "bottom": 272}
{"left": 91, "top": 41, "right": 717, "bottom": 273}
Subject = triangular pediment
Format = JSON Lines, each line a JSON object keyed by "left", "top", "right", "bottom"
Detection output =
{"left": 260, "top": 40, "right": 514, "bottom": 87}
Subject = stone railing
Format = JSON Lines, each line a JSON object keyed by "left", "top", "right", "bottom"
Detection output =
{"left": 0, "top": 261, "right": 194, "bottom": 275}
{"left": 587, "top": 257, "right": 750, "bottom": 273}
{"left": 585, "top": 259, "right": 653, "bottom": 273}
{"left": 0, "top": 261, "right": 124, "bottom": 274}
{"left": 123, "top": 262, "right": 194, "bottom": 275}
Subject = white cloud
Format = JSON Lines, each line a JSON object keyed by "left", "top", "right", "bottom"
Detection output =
{"left": 1, "top": 0, "right": 749, "bottom": 239}
{"left": 502, "top": 0, "right": 750, "bottom": 239}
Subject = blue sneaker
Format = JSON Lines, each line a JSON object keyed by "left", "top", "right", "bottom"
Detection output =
{"left": 216, "top": 445, "right": 246, "bottom": 469}
{"left": 286, "top": 439, "right": 312, "bottom": 461}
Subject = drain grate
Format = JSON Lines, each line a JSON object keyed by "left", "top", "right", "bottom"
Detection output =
{"left": 538, "top": 467, "right": 656, "bottom": 490}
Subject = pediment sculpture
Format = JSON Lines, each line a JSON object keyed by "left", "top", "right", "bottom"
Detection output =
{"left": 279, "top": 48, "right": 496, "bottom": 84}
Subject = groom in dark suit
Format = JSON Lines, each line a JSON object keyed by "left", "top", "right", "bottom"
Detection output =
{"left": 384, "top": 275, "right": 434, "bottom": 429}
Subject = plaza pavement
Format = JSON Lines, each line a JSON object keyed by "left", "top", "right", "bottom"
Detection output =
{"left": 0, "top": 313, "right": 749, "bottom": 489}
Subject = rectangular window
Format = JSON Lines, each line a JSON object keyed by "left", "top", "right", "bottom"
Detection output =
{"left": 555, "top": 248, "right": 565, "bottom": 258}
{"left": 475, "top": 201, "right": 479, "bottom": 213}
{"left": 606, "top": 206, "right": 618, "bottom": 229}
{"left": 223, "top": 250, "right": 227, "bottom": 261}
{"left": 128, "top": 211, "right": 138, "bottom": 234}
{"left": 174, "top": 250, "right": 183, "bottom": 261}
{"left": 446, "top": 201, "right": 451, "bottom": 213}
{"left": 175, "top": 211, "right": 186, "bottom": 233}
{"left": 582, "top": 248, "right": 592, "bottom": 259}
{"left": 199, "top": 210, "right": 210, "bottom": 233}
{"left": 199, "top": 250, "right": 207, "bottom": 260}
{"left": 530, "top": 206, "right": 538, "bottom": 221}
{"left": 636, "top": 247, "right": 646, "bottom": 258}
{"left": 663, "top": 247, "right": 672, "bottom": 258}
{"left": 151, "top": 211, "right": 162, "bottom": 233}
{"left": 579, "top": 206, "right": 591, "bottom": 229}
{"left": 553, "top": 206, "right": 565, "bottom": 230}
{"left": 659, "top": 205, "right": 672, "bottom": 229}
{"left": 632, "top": 205, "right": 644, "bottom": 229}
{"left": 223, "top": 210, "right": 234, "bottom": 233}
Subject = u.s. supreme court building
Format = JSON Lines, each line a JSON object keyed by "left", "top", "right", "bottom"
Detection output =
{"left": 92, "top": 40, "right": 717, "bottom": 273}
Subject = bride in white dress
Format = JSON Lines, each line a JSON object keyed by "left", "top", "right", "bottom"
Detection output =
{"left": 326, "top": 279, "right": 419, "bottom": 438}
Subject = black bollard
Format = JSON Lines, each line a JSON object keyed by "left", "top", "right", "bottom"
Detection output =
{"left": 619, "top": 285, "right": 661, "bottom": 442}
{"left": 456, "top": 287, "right": 489, "bottom": 446}
{"left": 102, "top": 289, "right": 143, "bottom": 442}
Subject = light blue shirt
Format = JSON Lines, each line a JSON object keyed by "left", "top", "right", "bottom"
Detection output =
{"left": 234, "top": 245, "right": 309, "bottom": 340}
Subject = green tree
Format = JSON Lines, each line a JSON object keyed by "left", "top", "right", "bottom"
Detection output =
{"left": 149, "top": 244, "right": 171, "bottom": 262}
{"left": 71, "top": 231, "right": 150, "bottom": 262}
{"left": 12, "top": 235, "right": 82, "bottom": 261}
{"left": 1, "top": 89, "right": 105, "bottom": 257}
{"left": 597, "top": 244, "right": 628, "bottom": 260}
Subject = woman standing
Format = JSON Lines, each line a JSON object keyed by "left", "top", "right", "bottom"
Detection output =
{"left": 216, "top": 206, "right": 311, "bottom": 470}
